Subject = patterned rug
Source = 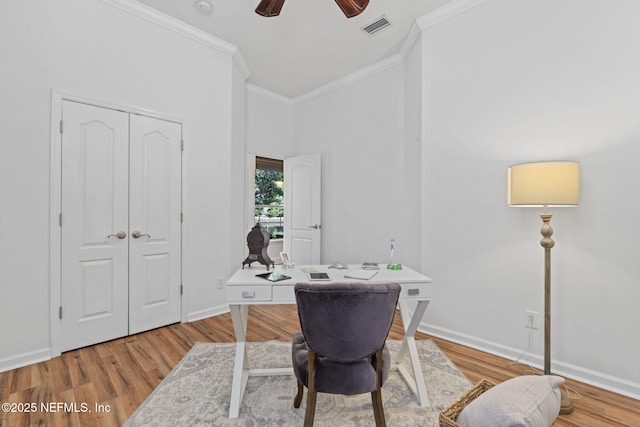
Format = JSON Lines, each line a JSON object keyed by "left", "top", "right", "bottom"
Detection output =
{"left": 124, "top": 339, "right": 472, "bottom": 426}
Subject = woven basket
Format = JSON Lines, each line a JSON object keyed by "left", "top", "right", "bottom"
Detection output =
{"left": 439, "top": 379, "right": 495, "bottom": 427}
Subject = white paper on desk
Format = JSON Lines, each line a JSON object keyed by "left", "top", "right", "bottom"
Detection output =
{"left": 344, "top": 270, "right": 378, "bottom": 280}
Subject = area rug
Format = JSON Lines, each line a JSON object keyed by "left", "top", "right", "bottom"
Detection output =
{"left": 124, "top": 339, "right": 472, "bottom": 426}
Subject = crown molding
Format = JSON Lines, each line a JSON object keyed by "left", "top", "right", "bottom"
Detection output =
{"left": 399, "top": 21, "right": 424, "bottom": 62}
{"left": 400, "top": 0, "right": 488, "bottom": 61}
{"left": 100, "top": 0, "right": 250, "bottom": 80}
{"left": 232, "top": 51, "right": 251, "bottom": 81}
{"left": 247, "top": 84, "right": 294, "bottom": 106}
{"left": 416, "top": 0, "right": 488, "bottom": 33}
{"left": 293, "top": 54, "right": 404, "bottom": 105}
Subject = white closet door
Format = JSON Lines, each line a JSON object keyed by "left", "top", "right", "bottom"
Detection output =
{"left": 60, "top": 101, "right": 130, "bottom": 351}
{"left": 128, "top": 114, "right": 182, "bottom": 334}
{"left": 60, "top": 102, "right": 182, "bottom": 351}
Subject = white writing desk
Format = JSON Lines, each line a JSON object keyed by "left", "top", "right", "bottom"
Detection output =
{"left": 225, "top": 264, "right": 433, "bottom": 418}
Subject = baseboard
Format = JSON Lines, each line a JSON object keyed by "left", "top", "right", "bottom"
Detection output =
{"left": 0, "top": 307, "right": 230, "bottom": 373}
{"left": 187, "top": 304, "right": 230, "bottom": 323}
{"left": 420, "top": 322, "right": 640, "bottom": 400}
{"left": 0, "top": 347, "right": 51, "bottom": 374}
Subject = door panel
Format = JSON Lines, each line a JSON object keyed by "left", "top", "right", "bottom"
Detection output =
{"left": 128, "top": 115, "right": 182, "bottom": 334}
{"left": 61, "top": 101, "right": 129, "bottom": 351}
{"left": 284, "top": 154, "right": 321, "bottom": 264}
{"left": 80, "top": 259, "right": 115, "bottom": 318}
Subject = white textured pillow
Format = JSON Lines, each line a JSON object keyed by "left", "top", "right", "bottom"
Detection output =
{"left": 457, "top": 375, "right": 564, "bottom": 427}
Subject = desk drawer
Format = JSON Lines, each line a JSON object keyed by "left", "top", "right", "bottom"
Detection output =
{"left": 227, "top": 286, "right": 272, "bottom": 302}
{"left": 272, "top": 285, "right": 295, "bottom": 303}
{"left": 400, "top": 284, "right": 429, "bottom": 300}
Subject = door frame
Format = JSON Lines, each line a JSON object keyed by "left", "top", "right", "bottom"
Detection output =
{"left": 49, "top": 90, "right": 188, "bottom": 357}
{"left": 246, "top": 153, "right": 322, "bottom": 265}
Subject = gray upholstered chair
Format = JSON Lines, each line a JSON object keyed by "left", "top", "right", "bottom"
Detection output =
{"left": 291, "top": 282, "right": 401, "bottom": 427}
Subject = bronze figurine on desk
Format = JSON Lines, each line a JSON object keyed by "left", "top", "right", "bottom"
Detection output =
{"left": 242, "top": 223, "right": 274, "bottom": 270}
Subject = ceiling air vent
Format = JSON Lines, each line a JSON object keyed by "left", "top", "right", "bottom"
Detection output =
{"left": 362, "top": 16, "right": 391, "bottom": 35}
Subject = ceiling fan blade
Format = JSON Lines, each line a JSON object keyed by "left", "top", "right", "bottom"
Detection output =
{"left": 255, "top": 0, "right": 285, "bottom": 17}
{"left": 335, "top": 0, "right": 369, "bottom": 18}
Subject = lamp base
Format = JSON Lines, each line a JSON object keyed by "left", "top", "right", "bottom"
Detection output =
{"left": 560, "top": 390, "right": 574, "bottom": 415}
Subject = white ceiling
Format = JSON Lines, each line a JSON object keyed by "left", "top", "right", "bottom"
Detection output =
{"left": 135, "top": 0, "right": 454, "bottom": 99}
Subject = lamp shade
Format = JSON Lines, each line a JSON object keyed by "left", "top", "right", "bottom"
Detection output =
{"left": 507, "top": 161, "right": 580, "bottom": 207}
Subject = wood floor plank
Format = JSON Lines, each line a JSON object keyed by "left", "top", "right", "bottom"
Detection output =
{"left": 122, "top": 336, "right": 158, "bottom": 373}
{"left": 0, "top": 304, "right": 637, "bottom": 426}
{"left": 82, "top": 346, "right": 119, "bottom": 403}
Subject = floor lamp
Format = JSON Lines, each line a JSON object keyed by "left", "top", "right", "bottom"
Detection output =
{"left": 507, "top": 161, "right": 579, "bottom": 415}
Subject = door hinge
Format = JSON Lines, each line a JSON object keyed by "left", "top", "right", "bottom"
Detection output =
{"left": 59, "top": 120, "right": 64, "bottom": 134}
{"left": 59, "top": 306, "right": 62, "bottom": 319}
{"left": 181, "top": 140, "right": 184, "bottom": 151}
{"left": 180, "top": 284, "right": 183, "bottom": 295}
{"left": 59, "top": 213, "right": 62, "bottom": 226}
{"left": 180, "top": 212, "right": 183, "bottom": 223}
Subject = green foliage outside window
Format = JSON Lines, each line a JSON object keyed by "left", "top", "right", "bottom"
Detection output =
{"left": 255, "top": 169, "right": 283, "bottom": 218}
{"left": 255, "top": 168, "right": 284, "bottom": 239}
{"left": 255, "top": 169, "right": 282, "bottom": 205}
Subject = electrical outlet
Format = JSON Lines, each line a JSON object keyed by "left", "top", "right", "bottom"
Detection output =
{"left": 217, "top": 276, "right": 225, "bottom": 289}
{"left": 525, "top": 310, "right": 538, "bottom": 330}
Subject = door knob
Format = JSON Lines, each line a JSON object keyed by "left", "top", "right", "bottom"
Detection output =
{"left": 107, "top": 231, "right": 127, "bottom": 239}
{"left": 132, "top": 231, "right": 151, "bottom": 239}
{"left": 307, "top": 224, "right": 321, "bottom": 229}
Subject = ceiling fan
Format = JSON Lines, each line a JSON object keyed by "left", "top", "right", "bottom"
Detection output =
{"left": 255, "top": 0, "right": 369, "bottom": 18}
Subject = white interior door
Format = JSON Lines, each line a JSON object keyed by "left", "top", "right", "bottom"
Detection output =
{"left": 284, "top": 154, "right": 322, "bottom": 264}
{"left": 60, "top": 101, "right": 182, "bottom": 351}
{"left": 128, "top": 115, "right": 182, "bottom": 334}
{"left": 60, "top": 101, "right": 130, "bottom": 351}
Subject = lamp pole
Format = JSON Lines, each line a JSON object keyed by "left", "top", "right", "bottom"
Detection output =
{"left": 539, "top": 208, "right": 573, "bottom": 414}
{"left": 539, "top": 209, "right": 554, "bottom": 376}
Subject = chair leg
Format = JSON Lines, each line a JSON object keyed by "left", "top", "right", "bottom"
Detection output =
{"left": 304, "top": 389, "right": 318, "bottom": 427}
{"left": 371, "top": 349, "right": 386, "bottom": 427}
{"left": 294, "top": 380, "right": 304, "bottom": 408}
{"left": 303, "top": 350, "right": 318, "bottom": 427}
{"left": 371, "top": 389, "right": 386, "bottom": 427}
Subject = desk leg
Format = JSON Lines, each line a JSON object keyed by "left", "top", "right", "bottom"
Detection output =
{"left": 229, "top": 304, "right": 250, "bottom": 418}
{"left": 394, "top": 300, "right": 430, "bottom": 407}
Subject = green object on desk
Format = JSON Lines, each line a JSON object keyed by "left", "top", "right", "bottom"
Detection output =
{"left": 387, "top": 263, "right": 403, "bottom": 270}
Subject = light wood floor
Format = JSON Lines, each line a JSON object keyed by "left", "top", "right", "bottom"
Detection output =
{"left": 0, "top": 305, "right": 637, "bottom": 426}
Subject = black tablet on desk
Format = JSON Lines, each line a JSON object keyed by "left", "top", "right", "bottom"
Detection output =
{"left": 256, "top": 272, "right": 290, "bottom": 282}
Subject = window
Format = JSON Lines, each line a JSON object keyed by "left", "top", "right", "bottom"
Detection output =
{"left": 255, "top": 156, "right": 284, "bottom": 240}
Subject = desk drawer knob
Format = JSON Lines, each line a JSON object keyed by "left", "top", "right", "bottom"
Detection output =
{"left": 242, "top": 291, "right": 256, "bottom": 298}
{"left": 408, "top": 288, "right": 420, "bottom": 296}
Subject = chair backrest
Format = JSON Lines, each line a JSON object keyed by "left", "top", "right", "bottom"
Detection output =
{"left": 295, "top": 282, "right": 401, "bottom": 361}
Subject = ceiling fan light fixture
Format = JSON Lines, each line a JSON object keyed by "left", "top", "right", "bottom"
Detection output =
{"left": 255, "top": 0, "right": 285, "bottom": 17}
{"left": 335, "top": 0, "right": 369, "bottom": 18}
{"left": 255, "top": 0, "right": 367, "bottom": 18}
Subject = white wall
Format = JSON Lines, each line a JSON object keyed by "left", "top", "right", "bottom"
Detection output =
{"left": 292, "top": 65, "right": 410, "bottom": 266}
{"left": 228, "top": 59, "right": 249, "bottom": 293}
{"left": 0, "top": 0, "right": 245, "bottom": 368}
{"left": 247, "top": 86, "right": 294, "bottom": 158}
{"left": 403, "top": 36, "right": 424, "bottom": 270}
{"left": 418, "top": 0, "right": 640, "bottom": 397}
